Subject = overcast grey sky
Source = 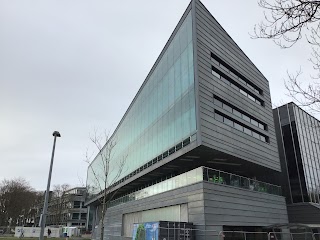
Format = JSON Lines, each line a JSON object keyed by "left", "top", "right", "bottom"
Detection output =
{"left": 0, "top": 0, "right": 315, "bottom": 190}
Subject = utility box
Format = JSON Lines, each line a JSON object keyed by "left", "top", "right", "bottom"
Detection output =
{"left": 132, "top": 221, "right": 194, "bottom": 240}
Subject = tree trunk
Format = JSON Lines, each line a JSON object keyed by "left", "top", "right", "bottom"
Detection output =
{"left": 100, "top": 202, "right": 106, "bottom": 240}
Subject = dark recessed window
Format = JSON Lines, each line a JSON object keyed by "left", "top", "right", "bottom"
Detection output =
{"left": 251, "top": 119, "right": 259, "bottom": 127}
{"left": 234, "top": 122, "right": 243, "bottom": 131}
{"left": 233, "top": 109, "right": 242, "bottom": 118}
{"left": 224, "top": 118, "right": 234, "bottom": 127}
{"left": 244, "top": 127, "right": 252, "bottom": 135}
{"left": 210, "top": 52, "right": 263, "bottom": 96}
{"left": 223, "top": 103, "right": 232, "bottom": 113}
{"left": 221, "top": 76, "right": 230, "bottom": 85}
{"left": 239, "top": 78, "right": 247, "bottom": 86}
{"left": 240, "top": 89, "right": 247, "bottom": 97}
{"left": 248, "top": 94, "right": 256, "bottom": 102}
{"left": 211, "top": 57, "right": 220, "bottom": 66}
{"left": 258, "top": 123, "right": 265, "bottom": 130}
{"left": 220, "top": 64, "right": 229, "bottom": 73}
{"left": 215, "top": 113, "right": 223, "bottom": 122}
{"left": 252, "top": 131, "right": 260, "bottom": 139}
{"left": 231, "top": 83, "right": 240, "bottom": 91}
{"left": 260, "top": 135, "right": 267, "bottom": 142}
{"left": 214, "top": 98, "right": 223, "bottom": 108}
{"left": 242, "top": 115, "right": 250, "bottom": 122}
{"left": 212, "top": 69, "right": 220, "bottom": 79}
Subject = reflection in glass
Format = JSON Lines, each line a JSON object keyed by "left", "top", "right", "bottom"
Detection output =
{"left": 108, "top": 166, "right": 282, "bottom": 208}
{"left": 87, "top": 11, "right": 196, "bottom": 196}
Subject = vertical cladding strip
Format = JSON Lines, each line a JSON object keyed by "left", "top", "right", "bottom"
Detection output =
{"left": 293, "top": 106, "right": 311, "bottom": 200}
{"left": 192, "top": 0, "right": 202, "bottom": 145}
{"left": 275, "top": 108, "right": 293, "bottom": 204}
{"left": 287, "top": 104, "right": 304, "bottom": 201}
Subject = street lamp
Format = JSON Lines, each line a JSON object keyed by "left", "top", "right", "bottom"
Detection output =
{"left": 39, "top": 131, "right": 61, "bottom": 240}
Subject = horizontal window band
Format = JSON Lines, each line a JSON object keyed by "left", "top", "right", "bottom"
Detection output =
{"left": 214, "top": 110, "right": 269, "bottom": 143}
{"left": 211, "top": 66, "right": 264, "bottom": 107}
{"left": 213, "top": 95, "right": 268, "bottom": 131}
{"left": 210, "top": 52, "right": 262, "bottom": 96}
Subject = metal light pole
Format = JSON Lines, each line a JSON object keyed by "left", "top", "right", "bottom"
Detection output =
{"left": 39, "top": 131, "right": 61, "bottom": 240}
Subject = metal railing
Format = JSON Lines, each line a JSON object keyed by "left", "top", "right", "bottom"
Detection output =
{"left": 203, "top": 167, "right": 282, "bottom": 195}
{"left": 104, "top": 229, "right": 318, "bottom": 240}
{"left": 108, "top": 166, "right": 282, "bottom": 208}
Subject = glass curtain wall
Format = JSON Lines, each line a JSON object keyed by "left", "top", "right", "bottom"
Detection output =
{"left": 294, "top": 105, "right": 320, "bottom": 204}
{"left": 87, "top": 11, "right": 196, "bottom": 195}
{"left": 277, "top": 103, "right": 320, "bottom": 204}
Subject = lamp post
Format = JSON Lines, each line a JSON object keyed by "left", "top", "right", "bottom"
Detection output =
{"left": 39, "top": 131, "right": 61, "bottom": 240}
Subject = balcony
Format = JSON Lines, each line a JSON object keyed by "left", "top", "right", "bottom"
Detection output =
{"left": 109, "top": 166, "right": 281, "bottom": 207}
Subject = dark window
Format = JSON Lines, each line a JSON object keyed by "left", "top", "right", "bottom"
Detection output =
{"left": 215, "top": 113, "right": 223, "bottom": 122}
{"left": 240, "top": 89, "right": 247, "bottom": 97}
{"left": 231, "top": 83, "right": 240, "bottom": 91}
{"left": 220, "top": 64, "right": 229, "bottom": 73}
{"left": 244, "top": 127, "right": 252, "bottom": 135}
{"left": 221, "top": 76, "right": 230, "bottom": 85}
{"left": 223, "top": 103, "right": 232, "bottom": 113}
{"left": 233, "top": 109, "right": 242, "bottom": 118}
{"left": 239, "top": 78, "right": 246, "bottom": 86}
{"left": 224, "top": 118, "right": 234, "bottom": 127}
{"left": 258, "top": 123, "right": 265, "bottom": 130}
{"left": 252, "top": 131, "right": 260, "bottom": 139}
{"left": 248, "top": 94, "right": 255, "bottom": 102}
{"left": 251, "top": 119, "right": 259, "bottom": 127}
{"left": 234, "top": 122, "right": 243, "bottom": 131}
{"left": 212, "top": 69, "right": 220, "bottom": 79}
{"left": 211, "top": 57, "right": 220, "bottom": 66}
{"left": 73, "top": 201, "right": 81, "bottom": 208}
{"left": 214, "top": 98, "right": 223, "bottom": 108}
{"left": 242, "top": 115, "right": 250, "bottom": 122}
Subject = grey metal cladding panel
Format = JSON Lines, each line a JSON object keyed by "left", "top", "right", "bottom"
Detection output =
{"left": 194, "top": 31, "right": 280, "bottom": 169}
{"left": 197, "top": 44, "right": 272, "bottom": 114}
{"left": 103, "top": 183, "right": 207, "bottom": 237}
{"left": 200, "top": 113, "right": 277, "bottom": 157}
{"left": 197, "top": 78, "right": 280, "bottom": 169}
{"left": 197, "top": 61, "right": 276, "bottom": 134}
{"left": 197, "top": 44, "right": 272, "bottom": 112}
{"left": 197, "top": 75, "right": 274, "bottom": 129}
{"left": 198, "top": 44, "right": 272, "bottom": 119}
{"left": 106, "top": 182, "right": 205, "bottom": 216}
{"left": 203, "top": 182, "right": 288, "bottom": 226}
{"left": 200, "top": 133, "right": 279, "bottom": 170}
{"left": 195, "top": 1, "right": 269, "bottom": 88}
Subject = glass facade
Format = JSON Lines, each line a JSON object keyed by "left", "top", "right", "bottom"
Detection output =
{"left": 87, "top": 11, "right": 196, "bottom": 196}
{"left": 275, "top": 103, "right": 320, "bottom": 204}
{"left": 109, "top": 166, "right": 281, "bottom": 208}
{"left": 294, "top": 105, "right": 320, "bottom": 203}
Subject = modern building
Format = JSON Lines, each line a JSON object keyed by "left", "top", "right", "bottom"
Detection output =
{"left": 36, "top": 187, "right": 88, "bottom": 230}
{"left": 86, "top": 0, "right": 288, "bottom": 239}
{"left": 274, "top": 102, "right": 320, "bottom": 225}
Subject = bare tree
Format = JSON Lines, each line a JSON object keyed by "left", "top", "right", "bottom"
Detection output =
{"left": 85, "top": 131, "right": 126, "bottom": 240}
{"left": 0, "top": 178, "right": 38, "bottom": 227}
{"left": 50, "top": 184, "right": 70, "bottom": 225}
{"left": 253, "top": 0, "right": 320, "bottom": 112}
